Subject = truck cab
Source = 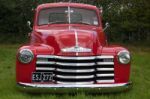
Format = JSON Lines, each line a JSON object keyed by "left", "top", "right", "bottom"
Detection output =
{"left": 16, "top": 2, "right": 132, "bottom": 93}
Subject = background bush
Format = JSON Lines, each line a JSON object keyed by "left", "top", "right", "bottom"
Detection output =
{"left": 0, "top": 0, "right": 149, "bottom": 45}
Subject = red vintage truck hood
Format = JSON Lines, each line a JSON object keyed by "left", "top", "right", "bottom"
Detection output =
{"left": 33, "top": 25, "right": 101, "bottom": 56}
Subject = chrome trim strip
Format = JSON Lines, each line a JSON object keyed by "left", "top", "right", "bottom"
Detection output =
{"left": 37, "top": 55, "right": 55, "bottom": 59}
{"left": 75, "top": 30, "right": 79, "bottom": 55}
{"left": 37, "top": 55, "right": 114, "bottom": 60}
{"left": 18, "top": 82, "right": 131, "bottom": 88}
{"left": 96, "top": 74, "right": 114, "bottom": 77}
{"left": 68, "top": 6, "right": 71, "bottom": 24}
{"left": 61, "top": 46, "right": 92, "bottom": 53}
{"left": 97, "top": 80, "right": 115, "bottom": 83}
{"left": 97, "top": 62, "right": 114, "bottom": 65}
{"left": 36, "top": 61, "right": 55, "bottom": 65}
{"left": 75, "top": 30, "right": 79, "bottom": 48}
{"left": 56, "top": 81, "right": 94, "bottom": 84}
{"left": 97, "top": 68, "right": 114, "bottom": 71}
{"left": 56, "top": 75, "right": 94, "bottom": 79}
{"left": 56, "top": 62, "right": 95, "bottom": 66}
{"left": 55, "top": 56, "right": 95, "bottom": 60}
{"left": 56, "top": 68, "right": 95, "bottom": 73}
{"left": 36, "top": 67, "right": 55, "bottom": 71}
{"left": 97, "top": 56, "right": 114, "bottom": 59}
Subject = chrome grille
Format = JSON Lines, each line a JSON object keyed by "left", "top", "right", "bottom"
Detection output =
{"left": 36, "top": 55, "right": 114, "bottom": 84}
{"left": 96, "top": 56, "right": 114, "bottom": 83}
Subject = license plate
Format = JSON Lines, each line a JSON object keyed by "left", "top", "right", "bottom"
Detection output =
{"left": 32, "top": 72, "right": 53, "bottom": 82}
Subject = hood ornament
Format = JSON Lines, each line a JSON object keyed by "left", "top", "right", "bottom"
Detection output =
{"left": 61, "top": 46, "right": 92, "bottom": 53}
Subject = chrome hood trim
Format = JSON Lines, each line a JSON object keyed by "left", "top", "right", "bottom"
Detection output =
{"left": 61, "top": 46, "right": 92, "bottom": 53}
{"left": 61, "top": 30, "right": 92, "bottom": 53}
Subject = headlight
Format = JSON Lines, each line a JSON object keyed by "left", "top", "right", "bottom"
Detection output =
{"left": 118, "top": 50, "right": 131, "bottom": 64}
{"left": 18, "top": 49, "right": 34, "bottom": 64}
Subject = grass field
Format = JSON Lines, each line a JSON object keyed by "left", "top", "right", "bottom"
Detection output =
{"left": 0, "top": 44, "right": 150, "bottom": 99}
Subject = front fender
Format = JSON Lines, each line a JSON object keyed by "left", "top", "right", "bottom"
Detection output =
{"left": 16, "top": 44, "right": 54, "bottom": 83}
{"left": 99, "top": 46, "right": 131, "bottom": 83}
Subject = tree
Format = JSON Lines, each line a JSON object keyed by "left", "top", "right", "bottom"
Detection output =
{"left": 0, "top": 0, "right": 149, "bottom": 44}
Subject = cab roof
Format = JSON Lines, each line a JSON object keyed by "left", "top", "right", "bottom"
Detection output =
{"left": 36, "top": 2, "right": 98, "bottom": 11}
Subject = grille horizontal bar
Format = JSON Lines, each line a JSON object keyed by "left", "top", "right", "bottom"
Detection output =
{"left": 56, "top": 62, "right": 95, "bottom": 66}
{"left": 56, "top": 65, "right": 95, "bottom": 69}
{"left": 55, "top": 77, "right": 93, "bottom": 82}
{"left": 37, "top": 55, "right": 114, "bottom": 60}
{"left": 96, "top": 80, "right": 114, "bottom": 83}
{"left": 96, "top": 74, "right": 114, "bottom": 77}
{"left": 56, "top": 75, "right": 94, "bottom": 79}
{"left": 37, "top": 55, "right": 96, "bottom": 60}
{"left": 97, "top": 68, "right": 114, "bottom": 71}
{"left": 97, "top": 62, "right": 114, "bottom": 65}
{"left": 56, "top": 68, "right": 95, "bottom": 73}
{"left": 97, "top": 56, "right": 114, "bottom": 59}
{"left": 36, "top": 67, "right": 55, "bottom": 71}
{"left": 36, "top": 61, "right": 55, "bottom": 65}
{"left": 56, "top": 81, "right": 94, "bottom": 84}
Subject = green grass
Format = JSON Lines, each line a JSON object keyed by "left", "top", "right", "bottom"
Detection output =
{"left": 0, "top": 44, "right": 150, "bottom": 99}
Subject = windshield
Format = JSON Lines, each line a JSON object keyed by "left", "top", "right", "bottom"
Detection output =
{"left": 38, "top": 7, "right": 99, "bottom": 26}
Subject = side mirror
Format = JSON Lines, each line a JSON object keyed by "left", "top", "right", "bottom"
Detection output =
{"left": 27, "top": 21, "right": 32, "bottom": 30}
{"left": 103, "top": 22, "right": 110, "bottom": 31}
{"left": 99, "top": 6, "right": 103, "bottom": 14}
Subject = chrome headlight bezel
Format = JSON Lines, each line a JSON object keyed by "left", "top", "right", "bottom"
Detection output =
{"left": 18, "top": 49, "right": 34, "bottom": 64}
{"left": 117, "top": 50, "right": 131, "bottom": 64}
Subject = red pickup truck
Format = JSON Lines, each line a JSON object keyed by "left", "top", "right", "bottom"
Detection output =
{"left": 16, "top": 2, "right": 132, "bottom": 93}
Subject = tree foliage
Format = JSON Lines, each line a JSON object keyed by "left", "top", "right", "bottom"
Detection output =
{"left": 0, "top": 0, "right": 149, "bottom": 44}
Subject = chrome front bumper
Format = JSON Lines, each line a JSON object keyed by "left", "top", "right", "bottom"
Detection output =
{"left": 17, "top": 82, "right": 132, "bottom": 93}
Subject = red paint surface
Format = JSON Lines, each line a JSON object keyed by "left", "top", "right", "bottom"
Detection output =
{"left": 16, "top": 3, "right": 131, "bottom": 84}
